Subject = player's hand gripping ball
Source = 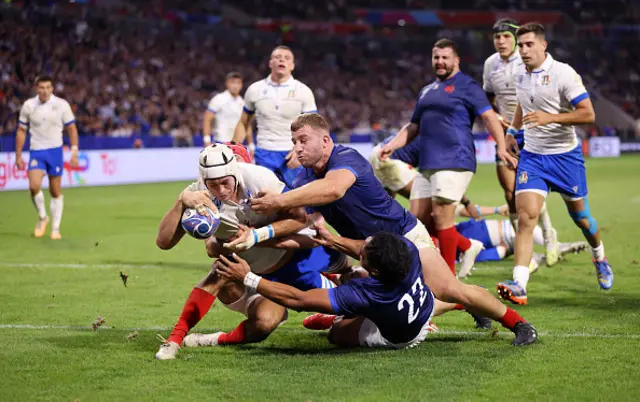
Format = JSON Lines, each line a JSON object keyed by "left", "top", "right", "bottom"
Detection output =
{"left": 181, "top": 205, "right": 221, "bottom": 239}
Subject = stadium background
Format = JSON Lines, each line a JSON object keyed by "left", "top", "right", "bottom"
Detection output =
{"left": 1, "top": 1, "right": 640, "bottom": 401}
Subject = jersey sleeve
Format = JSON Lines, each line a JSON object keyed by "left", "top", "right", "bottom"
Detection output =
{"left": 560, "top": 65, "right": 590, "bottom": 107}
{"left": 243, "top": 84, "right": 257, "bottom": 114}
{"left": 410, "top": 88, "right": 426, "bottom": 124}
{"left": 62, "top": 101, "right": 76, "bottom": 126}
{"left": 328, "top": 149, "right": 368, "bottom": 179}
{"left": 299, "top": 84, "right": 317, "bottom": 114}
{"left": 482, "top": 57, "right": 494, "bottom": 94}
{"left": 207, "top": 95, "right": 223, "bottom": 114}
{"left": 244, "top": 164, "right": 286, "bottom": 194}
{"left": 327, "top": 281, "right": 371, "bottom": 316}
{"left": 465, "top": 80, "right": 493, "bottom": 116}
{"left": 18, "top": 102, "right": 30, "bottom": 128}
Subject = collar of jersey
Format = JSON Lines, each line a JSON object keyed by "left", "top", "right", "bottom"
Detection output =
{"left": 266, "top": 75, "right": 294, "bottom": 87}
{"left": 506, "top": 52, "right": 520, "bottom": 63}
{"left": 529, "top": 53, "right": 554, "bottom": 74}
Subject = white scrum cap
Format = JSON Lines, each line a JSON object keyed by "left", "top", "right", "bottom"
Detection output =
{"left": 199, "top": 144, "right": 239, "bottom": 187}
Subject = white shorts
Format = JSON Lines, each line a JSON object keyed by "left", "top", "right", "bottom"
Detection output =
{"left": 221, "top": 286, "right": 263, "bottom": 317}
{"left": 358, "top": 307, "right": 435, "bottom": 349}
{"left": 403, "top": 221, "right": 435, "bottom": 249}
{"left": 411, "top": 169, "right": 474, "bottom": 203}
{"left": 370, "top": 146, "right": 417, "bottom": 192}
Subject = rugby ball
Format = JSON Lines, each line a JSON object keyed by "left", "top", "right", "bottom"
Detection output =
{"left": 181, "top": 206, "right": 221, "bottom": 239}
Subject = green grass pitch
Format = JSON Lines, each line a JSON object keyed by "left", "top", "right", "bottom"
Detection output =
{"left": 1, "top": 156, "right": 639, "bottom": 401}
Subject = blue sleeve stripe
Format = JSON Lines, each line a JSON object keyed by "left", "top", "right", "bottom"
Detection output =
{"left": 19, "top": 120, "right": 28, "bottom": 126}
{"left": 476, "top": 105, "right": 492, "bottom": 116}
{"left": 267, "top": 225, "right": 274, "bottom": 239}
{"left": 206, "top": 107, "right": 217, "bottom": 114}
{"left": 327, "top": 288, "right": 341, "bottom": 314}
{"left": 252, "top": 230, "right": 259, "bottom": 245}
{"left": 64, "top": 120, "right": 76, "bottom": 127}
{"left": 331, "top": 165, "right": 358, "bottom": 178}
{"left": 570, "top": 92, "right": 590, "bottom": 107}
{"left": 243, "top": 106, "right": 255, "bottom": 115}
{"left": 302, "top": 109, "right": 318, "bottom": 114}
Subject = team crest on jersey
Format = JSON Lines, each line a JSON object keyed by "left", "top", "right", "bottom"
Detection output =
{"left": 288, "top": 90, "right": 295, "bottom": 98}
{"left": 541, "top": 75, "right": 551, "bottom": 86}
{"left": 518, "top": 171, "right": 528, "bottom": 184}
{"left": 30, "top": 159, "right": 38, "bottom": 167}
{"left": 445, "top": 85, "right": 455, "bottom": 94}
{"left": 572, "top": 185, "right": 579, "bottom": 193}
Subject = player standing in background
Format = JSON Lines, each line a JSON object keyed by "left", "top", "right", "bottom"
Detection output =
{"left": 15, "top": 76, "right": 78, "bottom": 240}
{"left": 497, "top": 23, "right": 614, "bottom": 305}
{"left": 232, "top": 46, "right": 317, "bottom": 188}
{"left": 380, "top": 39, "right": 518, "bottom": 277}
{"left": 483, "top": 19, "right": 559, "bottom": 266}
{"left": 252, "top": 113, "right": 538, "bottom": 346}
{"left": 202, "top": 72, "right": 244, "bottom": 147}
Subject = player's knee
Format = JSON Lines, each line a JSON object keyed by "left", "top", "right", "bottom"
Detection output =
{"left": 49, "top": 187, "right": 62, "bottom": 198}
{"left": 29, "top": 183, "right": 41, "bottom": 196}
{"left": 517, "top": 209, "right": 538, "bottom": 229}
{"left": 252, "top": 311, "right": 283, "bottom": 338}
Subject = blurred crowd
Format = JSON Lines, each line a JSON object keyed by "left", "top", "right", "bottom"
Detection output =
{"left": 1, "top": 1, "right": 639, "bottom": 140}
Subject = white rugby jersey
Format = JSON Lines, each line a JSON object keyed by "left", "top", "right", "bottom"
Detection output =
{"left": 483, "top": 51, "right": 522, "bottom": 122}
{"left": 185, "top": 162, "right": 289, "bottom": 274}
{"left": 514, "top": 54, "right": 590, "bottom": 155}
{"left": 18, "top": 94, "right": 75, "bottom": 150}
{"left": 206, "top": 90, "right": 244, "bottom": 142}
{"left": 243, "top": 75, "right": 317, "bottom": 151}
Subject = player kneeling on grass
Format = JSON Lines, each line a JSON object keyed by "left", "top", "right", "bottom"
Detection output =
{"left": 218, "top": 232, "right": 444, "bottom": 349}
{"left": 155, "top": 144, "right": 346, "bottom": 360}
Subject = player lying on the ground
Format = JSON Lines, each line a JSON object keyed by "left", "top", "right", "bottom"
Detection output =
{"left": 217, "top": 232, "right": 510, "bottom": 349}
{"left": 154, "top": 144, "right": 347, "bottom": 360}
{"left": 251, "top": 113, "right": 537, "bottom": 345}
{"left": 455, "top": 218, "right": 589, "bottom": 279}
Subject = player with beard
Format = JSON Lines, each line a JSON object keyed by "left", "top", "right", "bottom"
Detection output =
{"left": 380, "top": 39, "right": 517, "bottom": 277}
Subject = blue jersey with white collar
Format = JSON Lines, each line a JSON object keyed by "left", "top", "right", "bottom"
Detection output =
{"left": 328, "top": 237, "right": 434, "bottom": 344}
{"left": 410, "top": 72, "right": 492, "bottom": 173}
{"left": 293, "top": 145, "right": 418, "bottom": 240}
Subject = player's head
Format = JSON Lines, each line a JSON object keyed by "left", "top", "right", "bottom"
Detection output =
{"left": 516, "top": 22, "right": 547, "bottom": 70}
{"left": 492, "top": 18, "right": 519, "bottom": 58}
{"left": 35, "top": 75, "right": 54, "bottom": 102}
{"left": 432, "top": 38, "right": 460, "bottom": 81}
{"left": 290, "top": 113, "right": 333, "bottom": 169}
{"left": 269, "top": 46, "right": 295, "bottom": 80}
{"left": 360, "top": 232, "right": 412, "bottom": 284}
{"left": 225, "top": 72, "right": 243, "bottom": 97}
{"left": 199, "top": 144, "right": 239, "bottom": 201}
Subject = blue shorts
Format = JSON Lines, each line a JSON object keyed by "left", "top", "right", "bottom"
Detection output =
{"left": 496, "top": 131, "right": 525, "bottom": 163}
{"left": 28, "top": 146, "right": 64, "bottom": 177}
{"left": 254, "top": 147, "right": 302, "bottom": 189}
{"left": 456, "top": 219, "right": 492, "bottom": 249}
{"left": 515, "top": 145, "right": 588, "bottom": 200}
{"left": 264, "top": 246, "right": 345, "bottom": 291}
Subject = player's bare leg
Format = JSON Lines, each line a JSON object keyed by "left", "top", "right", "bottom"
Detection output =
{"left": 564, "top": 197, "right": 613, "bottom": 289}
{"left": 496, "top": 163, "right": 518, "bottom": 229}
{"left": 418, "top": 247, "right": 537, "bottom": 345}
{"left": 433, "top": 198, "right": 482, "bottom": 277}
{"left": 48, "top": 175, "right": 63, "bottom": 240}
{"left": 496, "top": 191, "right": 544, "bottom": 305}
{"left": 28, "top": 170, "right": 48, "bottom": 237}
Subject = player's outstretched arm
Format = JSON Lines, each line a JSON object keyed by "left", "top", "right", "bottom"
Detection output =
{"left": 223, "top": 206, "right": 309, "bottom": 252}
{"left": 66, "top": 123, "right": 79, "bottom": 168}
{"left": 216, "top": 254, "right": 335, "bottom": 313}
{"left": 251, "top": 169, "right": 356, "bottom": 215}
{"left": 379, "top": 123, "right": 418, "bottom": 160}
{"left": 14, "top": 126, "right": 27, "bottom": 169}
{"left": 156, "top": 198, "right": 186, "bottom": 250}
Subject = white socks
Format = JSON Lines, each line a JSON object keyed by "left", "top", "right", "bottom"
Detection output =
{"left": 513, "top": 265, "right": 530, "bottom": 290}
{"left": 50, "top": 195, "right": 64, "bottom": 232}
{"left": 591, "top": 242, "right": 605, "bottom": 262}
{"left": 538, "top": 201, "right": 553, "bottom": 235}
{"left": 32, "top": 191, "right": 47, "bottom": 219}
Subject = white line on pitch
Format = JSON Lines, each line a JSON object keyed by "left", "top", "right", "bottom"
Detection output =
{"left": 1, "top": 324, "right": 639, "bottom": 339}
{"left": 0, "top": 262, "right": 168, "bottom": 269}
